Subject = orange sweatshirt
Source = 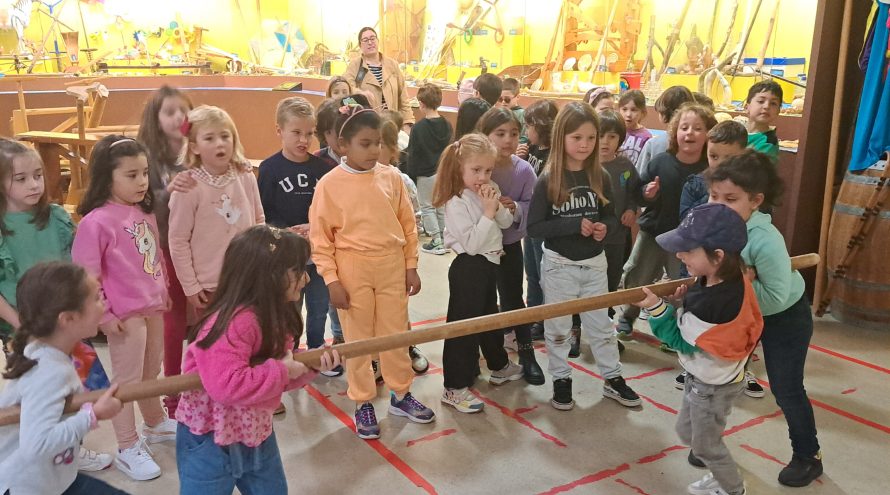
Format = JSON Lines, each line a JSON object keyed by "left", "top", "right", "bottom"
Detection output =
{"left": 309, "top": 163, "right": 418, "bottom": 285}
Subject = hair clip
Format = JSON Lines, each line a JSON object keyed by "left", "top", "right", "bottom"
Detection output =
{"left": 109, "top": 138, "right": 136, "bottom": 148}
{"left": 452, "top": 141, "right": 461, "bottom": 151}
{"left": 269, "top": 227, "right": 283, "bottom": 240}
{"left": 179, "top": 117, "right": 192, "bottom": 137}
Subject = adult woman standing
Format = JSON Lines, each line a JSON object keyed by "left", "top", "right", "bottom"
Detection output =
{"left": 344, "top": 27, "right": 414, "bottom": 131}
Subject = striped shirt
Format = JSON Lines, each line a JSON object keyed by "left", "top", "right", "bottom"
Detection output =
{"left": 368, "top": 65, "right": 387, "bottom": 108}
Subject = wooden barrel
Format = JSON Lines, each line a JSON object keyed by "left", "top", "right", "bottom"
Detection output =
{"left": 826, "top": 165, "right": 890, "bottom": 330}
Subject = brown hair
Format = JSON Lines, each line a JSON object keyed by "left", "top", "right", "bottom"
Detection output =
{"left": 476, "top": 106, "right": 521, "bottom": 136}
{"left": 275, "top": 96, "right": 315, "bottom": 128}
{"left": 326, "top": 76, "right": 352, "bottom": 98}
{"left": 654, "top": 85, "right": 694, "bottom": 123}
{"left": 524, "top": 99, "right": 558, "bottom": 147}
{"left": 358, "top": 27, "right": 377, "bottom": 45}
{"left": 547, "top": 102, "right": 609, "bottom": 206}
{"left": 708, "top": 120, "right": 748, "bottom": 147}
{"left": 617, "top": 89, "right": 647, "bottom": 116}
{"left": 706, "top": 249, "right": 745, "bottom": 282}
{"left": 380, "top": 119, "right": 400, "bottom": 165}
{"left": 417, "top": 84, "right": 443, "bottom": 109}
{"left": 705, "top": 149, "right": 784, "bottom": 210}
{"left": 179, "top": 105, "right": 250, "bottom": 171}
{"left": 78, "top": 135, "right": 154, "bottom": 217}
{"left": 597, "top": 109, "right": 627, "bottom": 146}
{"left": 3, "top": 262, "right": 91, "bottom": 379}
{"left": 474, "top": 73, "right": 503, "bottom": 106}
{"left": 316, "top": 99, "right": 340, "bottom": 147}
{"left": 138, "top": 85, "right": 193, "bottom": 182}
{"left": 0, "top": 138, "right": 50, "bottom": 235}
{"left": 667, "top": 103, "right": 717, "bottom": 159}
{"left": 502, "top": 77, "right": 520, "bottom": 95}
{"left": 432, "top": 133, "right": 498, "bottom": 208}
{"left": 190, "top": 226, "right": 310, "bottom": 362}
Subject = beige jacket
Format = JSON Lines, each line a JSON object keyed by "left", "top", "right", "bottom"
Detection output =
{"left": 343, "top": 54, "right": 414, "bottom": 125}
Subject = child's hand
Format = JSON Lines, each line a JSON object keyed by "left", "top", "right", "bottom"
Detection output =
{"left": 592, "top": 222, "right": 607, "bottom": 241}
{"left": 167, "top": 171, "right": 198, "bottom": 194}
{"left": 282, "top": 350, "right": 310, "bottom": 379}
{"left": 643, "top": 176, "right": 661, "bottom": 200}
{"left": 665, "top": 284, "right": 689, "bottom": 306}
{"left": 745, "top": 267, "right": 758, "bottom": 282}
{"left": 580, "top": 218, "right": 596, "bottom": 237}
{"left": 499, "top": 196, "right": 517, "bottom": 214}
{"left": 92, "top": 384, "right": 123, "bottom": 420}
{"left": 516, "top": 143, "right": 529, "bottom": 158}
{"left": 313, "top": 349, "right": 342, "bottom": 372}
{"left": 289, "top": 224, "right": 310, "bottom": 237}
{"left": 620, "top": 209, "right": 637, "bottom": 228}
{"left": 187, "top": 290, "right": 212, "bottom": 310}
{"left": 479, "top": 184, "right": 499, "bottom": 218}
{"left": 406, "top": 268, "right": 421, "bottom": 296}
{"left": 633, "top": 287, "right": 661, "bottom": 309}
{"left": 328, "top": 281, "right": 350, "bottom": 309}
{"left": 99, "top": 319, "right": 125, "bottom": 335}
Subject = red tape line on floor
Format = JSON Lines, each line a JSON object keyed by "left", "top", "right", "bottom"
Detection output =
{"left": 537, "top": 464, "right": 631, "bottom": 495}
{"left": 304, "top": 385, "right": 438, "bottom": 494}
{"left": 406, "top": 428, "right": 457, "bottom": 448}
{"left": 808, "top": 344, "right": 890, "bottom": 375}
{"left": 614, "top": 477, "right": 653, "bottom": 495}
{"left": 469, "top": 387, "right": 568, "bottom": 447}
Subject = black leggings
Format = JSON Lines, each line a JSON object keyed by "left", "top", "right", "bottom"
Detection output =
{"left": 497, "top": 241, "right": 532, "bottom": 344}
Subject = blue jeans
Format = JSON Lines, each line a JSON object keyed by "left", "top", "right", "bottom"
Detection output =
{"left": 61, "top": 473, "right": 130, "bottom": 494}
{"left": 523, "top": 237, "right": 544, "bottom": 308}
{"left": 176, "top": 424, "right": 287, "bottom": 495}
{"left": 328, "top": 304, "right": 343, "bottom": 340}
{"left": 302, "top": 264, "right": 331, "bottom": 349}
{"left": 760, "top": 295, "right": 821, "bottom": 458}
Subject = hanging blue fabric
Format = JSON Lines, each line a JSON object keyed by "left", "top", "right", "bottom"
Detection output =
{"left": 849, "top": 1, "right": 890, "bottom": 171}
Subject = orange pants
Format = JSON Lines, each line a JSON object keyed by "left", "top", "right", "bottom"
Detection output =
{"left": 335, "top": 249, "right": 414, "bottom": 402}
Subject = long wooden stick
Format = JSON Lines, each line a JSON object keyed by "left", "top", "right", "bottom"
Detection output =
{"left": 0, "top": 254, "right": 819, "bottom": 427}
{"left": 658, "top": 0, "right": 694, "bottom": 77}
{"left": 756, "top": 0, "right": 781, "bottom": 73}
{"left": 813, "top": 0, "right": 855, "bottom": 311}
{"left": 730, "top": 0, "right": 764, "bottom": 75}
{"left": 591, "top": 0, "right": 620, "bottom": 77}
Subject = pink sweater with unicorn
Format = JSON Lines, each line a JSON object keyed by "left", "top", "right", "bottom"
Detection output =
{"left": 176, "top": 307, "right": 317, "bottom": 446}
{"left": 72, "top": 202, "right": 169, "bottom": 324}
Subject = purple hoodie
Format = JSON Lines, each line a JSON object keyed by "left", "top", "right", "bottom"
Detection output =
{"left": 491, "top": 155, "right": 537, "bottom": 245}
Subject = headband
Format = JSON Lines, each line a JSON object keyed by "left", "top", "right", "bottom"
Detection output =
{"left": 109, "top": 138, "right": 136, "bottom": 148}
{"left": 337, "top": 100, "right": 375, "bottom": 139}
{"left": 588, "top": 87, "right": 611, "bottom": 103}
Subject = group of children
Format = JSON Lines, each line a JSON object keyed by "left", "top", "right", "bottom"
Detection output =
{"left": 0, "top": 74, "right": 823, "bottom": 495}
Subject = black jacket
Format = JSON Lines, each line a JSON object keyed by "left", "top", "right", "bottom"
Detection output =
{"left": 407, "top": 117, "right": 453, "bottom": 178}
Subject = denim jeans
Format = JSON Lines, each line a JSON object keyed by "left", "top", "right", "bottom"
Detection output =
{"left": 60, "top": 473, "right": 130, "bottom": 494}
{"left": 523, "top": 237, "right": 544, "bottom": 308}
{"left": 302, "top": 264, "right": 331, "bottom": 349}
{"left": 760, "top": 295, "right": 821, "bottom": 458}
{"left": 542, "top": 251, "right": 621, "bottom": 379}
{"left": 416, "top": 175, "right": 445, "bottom": 238}
{"left": 176, "top": 424, "right": 287, "bottom": 495}
{"left": 328, "top": 304, "right": 343, "bottom": 340}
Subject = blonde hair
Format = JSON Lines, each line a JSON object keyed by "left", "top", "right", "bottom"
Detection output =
{"left": 667, "top": 102, "right": 718, "bottom": 160}
{"left": 179, "top": 105, "right": 250, "bottom": 171}
{"left": 547, "top": 102, "right": 609, "bottom": 206}
{"left": 275, "top": 96, "right": 315, "bottom": 128}
{"left": 380, "top": 119, "right": 400, "bottom": 165}
{"left": 432, "top": 133, "right": 497, "bottom": 208}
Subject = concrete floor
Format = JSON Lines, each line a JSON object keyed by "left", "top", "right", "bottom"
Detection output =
{"left": 5, "top": 249, "right": 890, "bottom": 494}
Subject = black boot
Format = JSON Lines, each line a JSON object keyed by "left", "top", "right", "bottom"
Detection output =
{"left": 778, "top": 454, "right": 823, "bottom": 487}
{"left": 518, "top": 343, "right": 545, "bottom": 385}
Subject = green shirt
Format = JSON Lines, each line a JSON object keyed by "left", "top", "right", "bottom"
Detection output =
{"left": 747, "top": 129, "right": 779, "bottom": 163}
{"left": 741, "top": 210, "right": 805, "bottom": 316}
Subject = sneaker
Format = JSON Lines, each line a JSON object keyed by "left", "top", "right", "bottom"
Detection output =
{"left": 675, "top": 371, "right": 687, "bottom": 390}
{"left": 688, "top": 450, "right": 706, "bottom": 468}
{"left": 568, "top": 326, "right": 581, "bottom": 358}
{"left": 321, "top": 365, "right": 344, "bottom": 377}
{"left": 778, "top": 453, "right": 823, "bottom": 487}
{"left": 142, "top": 418, "right": 177, "bottom": 444}
{"left": 372, "top": 360, "right": 383, "bottom": 384}
{"left": 743, "top": 371, "right": 765, "bottom": 398}
{"left": 503, "top": 330, "right": 519, "bottom": 352}
{"left": 114, "top": 438, "right": 161, "bottom": 481}
{"left": 530, "top": 322, "right": 545, "bottom": 341}
{"left": 389, "top": 392, "right": 436, "bottom": 423}
{"left": 421, "top": 238, "right": 447, "bottom": 255}
{"left": 409, "top": 346, "right": 429, "bottom": 374}
{"left": 274, "top": 402, "right": 286, "bottom": 415}
{"left": 603, "top": 376, "right": 642, "bottom": 407}
{"left": 551, "top": 377, "right": 575, "bottom": 410}
{"left": 687, "top": 472, "right": 721, "bottom": 495}
{"left": 489, "top": 360, "right": 523, "bottom": 385}
{"left": 616, "top": 318, "right": 633, "bottom": 336}
{"left": 78, "top": 447, "right": 113, "bottom": 472}
{"left": 441, "top": 387, "right": 484, "bottom": 413}
{"left": 354, "top": 402, "right": 380, "bottom": 439}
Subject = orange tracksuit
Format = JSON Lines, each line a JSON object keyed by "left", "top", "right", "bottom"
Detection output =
{"left": 309, "top": 163, "right": 417, "bottom": 401}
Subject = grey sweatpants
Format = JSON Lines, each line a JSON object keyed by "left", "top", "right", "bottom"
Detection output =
{"left": 416, "top": 175, "right": 445, "bottom": 239}
{"left": 677, "top": 373, "right": 746, "bottom": 495}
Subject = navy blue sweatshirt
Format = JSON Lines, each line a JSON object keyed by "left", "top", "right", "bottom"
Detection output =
{"left": 257, "top": 151, "right": 333, "bottom": 228}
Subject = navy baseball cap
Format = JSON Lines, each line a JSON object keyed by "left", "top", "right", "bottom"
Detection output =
{"left": 656, "top": 203, "right": 748, "bottom": 253}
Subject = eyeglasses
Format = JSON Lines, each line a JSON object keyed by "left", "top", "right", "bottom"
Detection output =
{"left": 360, "top": 36, "right": 378, "bottom": 44}
{"left": 498, "top": 96, "right": 512, "bottom": 104}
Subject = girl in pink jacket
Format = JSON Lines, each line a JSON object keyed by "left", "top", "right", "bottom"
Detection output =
{"left": 175, "top": 225, "right": 339, "bottom": 494}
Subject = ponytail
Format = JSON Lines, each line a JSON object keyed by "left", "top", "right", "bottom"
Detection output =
{"left": 432, "top": 133, "right": 497, "bottom": 208}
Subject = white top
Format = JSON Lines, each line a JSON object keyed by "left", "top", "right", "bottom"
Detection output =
{"left": 443, "top": 185, "right": 514, "bottom": 264}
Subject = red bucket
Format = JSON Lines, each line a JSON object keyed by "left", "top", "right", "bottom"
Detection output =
{"left": 620, "top": 72, "right": 642, "bottom": 91}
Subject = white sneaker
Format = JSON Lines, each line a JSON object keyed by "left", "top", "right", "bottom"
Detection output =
{"left": 687, "top": 472, "right": 721, "bottom": 495}
{"left": 489, "top": 360, "right": 523, "bottom": 385}
{"left": 143, "top": 417, "right": 177, "bottom": 444}
{"left": 78, "top": 447, "right": 113, "bottom": 472}
{"left": 441, "top": 387, "right": 484, "bottom": 413}
{"left": 114, "top": 438, "right": 161, "bottom": 481}
{"left": 503, "top": 331, "right": 518, "bottom": 352}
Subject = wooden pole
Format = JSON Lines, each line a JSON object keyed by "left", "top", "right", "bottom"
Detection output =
{"left": 591, "top": 0, "right": 620, "bottom": 77}
{"left": 813, "top": 0, "right": 855, "bottom": 311}
{"left": 756, "top": 0, "right": 781, "bottom": 73}
{"left": 730, "top": 0, "right": 764, "bottom": 75}
{"left": 658, "top": 0, "right": 694, "bottom": 78}
{"left": 0, "top": 254, "right": 820, "bottom": 427}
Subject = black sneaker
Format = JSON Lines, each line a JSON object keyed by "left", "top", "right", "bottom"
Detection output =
{"left": 778, "top": 454, "right": 823, "bottom": 487}
{"left": 743, "top": 371, "right": 765, "bottom": 398}
{"left": 688, "top": 450, "right": 706, "bottom": 468}
{"left": 530, "top": 322, "right": 545, "bottom": 341}
{"left": 603, "top": 376, "right": 642, "bottom": 407}
{"left": 568, "top": 326, "right": 581, "bottom": 358}
{"left": 675, "top": 371, "right": 687, "bottom": 390}
{"left": 551, "top": 377, "right": 575, "bottom": 410}
{"left": 409, "top": 346, "right": 429, "bottom": 374}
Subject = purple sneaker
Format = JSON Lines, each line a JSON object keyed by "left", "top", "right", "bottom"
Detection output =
{"left": 354, "top": 402, "right": 380, "bottom": 439}
{"left": 389, "top": 392, "right": 436, "bottom": 424}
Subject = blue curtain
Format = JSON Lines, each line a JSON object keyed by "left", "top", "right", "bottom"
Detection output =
{"left": 849, "top": 1, "right": 890, "bottom": 171}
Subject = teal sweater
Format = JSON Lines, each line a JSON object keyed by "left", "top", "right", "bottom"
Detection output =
{"left": 742, "top": 211, "right": 805, "bottom": 316}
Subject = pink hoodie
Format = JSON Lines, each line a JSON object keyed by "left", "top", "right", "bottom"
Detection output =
{"left": 175, "top": 307, "right": 317, "bottom": 447}
{"left": 72, "top": 202, "right": 168, "bottom": 324}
